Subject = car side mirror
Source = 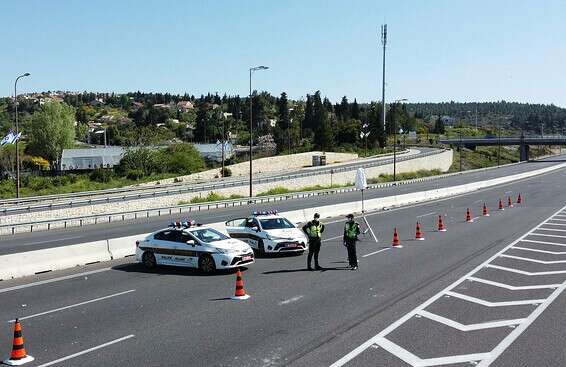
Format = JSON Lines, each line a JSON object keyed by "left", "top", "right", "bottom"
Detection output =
{"left": 252, "top": 226, "right": 260, "bottom": 232}
{"left": 186, "top": 240, "right": 195, "bottom": 246}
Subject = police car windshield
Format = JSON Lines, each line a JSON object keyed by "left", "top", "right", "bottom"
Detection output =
{"left": 190, "top": 228, "right": 229, "bottom": 243}
{"left": 259, "top": 218, "right": 294, "bottom": 230}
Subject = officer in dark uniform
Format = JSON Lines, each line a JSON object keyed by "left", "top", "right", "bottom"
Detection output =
{"left": 302, "top": 213, "right": 325, "bottom": 270}
{"left": 343, "top": 213, "right": 361, "bottom": 270}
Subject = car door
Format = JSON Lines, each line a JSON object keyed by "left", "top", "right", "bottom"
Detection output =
{"left": 176, "top": 231, "right": 199, "bottom": 268}
{"left": 243, "top": 218, "right": 262, "bottom": 249}
{"left": 152, "top": 230, "right": 178, "bottom": 265}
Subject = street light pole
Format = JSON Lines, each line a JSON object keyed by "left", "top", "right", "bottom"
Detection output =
{"left": 248, "top": 66, "right": 268, "bottom": 198}
{"left": 392, "top": 98, "right": 407, "bottom": 182}
{"left": 288, "top": 108, "right": 294, "bottom": 155}
{"left": 14, "top": 72, "right": 30, "bottom": 199}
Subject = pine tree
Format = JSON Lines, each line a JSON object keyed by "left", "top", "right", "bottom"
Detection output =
{"left": 340, "top": 96, "right": 350, "bottom": 121}
{"left": 351, "top": 98, "right": 360, "bottom": 120}
{"left": 303, "top": 94, "right": 314, "bottom": 132}
{"left": 277, "top": 92, "right": 290, "bottom": 130}
{"left": 434, "top": 115, "right": 445, "bottom": 134}
{"left": 368, "top": 102, "right": 386, "bottom": 147}
{"left": 312, "top": 91, "right": 334, "bottom": 150}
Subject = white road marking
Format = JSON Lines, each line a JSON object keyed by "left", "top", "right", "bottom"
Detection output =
{"left": 537, "top": 227, "right": 566, "bottom": 232}
{"left": 416, "top": 212, "right": 436, "bottom": 218}
{"left": 444, "top": 291, "right": 545, "bottom": 307}
{"left": 504, "top": 190, "right": 512, "bottom": 194}
{"left": 548, "top": 218, "right": 566, "bottom": 222}
{"left": 0, "top": 268, "right": 112, "bottom": 294}
{"left": 499, "top": 254, "right": 566, "bottom": 264}
{"left": 417, "top": 310, "right": 524, "bottom": 331}
{"left": 543, "top": 222, "right": 566, "bottom": 227}
{"left": 20, "top": 236, "right": 84, "bottom": 246}
{"left": 513, "top": 246, "right": 566, "bottom": 255}
{"left": 362, "top": 248, "right": 390, "bottom": 258}
{"left": 529, "top": 233, "right": 566, "bottom": 239}
{"left": 278, "top": 295, "right": 304, "bottom": 306}
{"left": 329, "top": 204, "right": 566, "bottom": 367}
{"left": 486, "top": 264, "right": 566, "bottom": 276}
{"left": 10, "top": 289, "right": 135, "bottom": 322}
{"left": 35, "top": 334, "right": 135, "bottom": 367}
{"left": 322, "top": 235, "right": 343, "bottom": 242}
{"left": 522, "top": 239, "right": 566, "bottom": 247}
{"left": 467, "top": 276, "right": 560, "bottom": 290}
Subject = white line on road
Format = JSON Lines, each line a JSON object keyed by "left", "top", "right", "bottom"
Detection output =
{"left": 522, "top": 239, "right": 566, "bottom": 247}
{"left": 538, "top": 227, "right": 566, "bottom": 232}
{"left": 0, "top": 268, "right": 112, "bottom": 294}
{"left": 529, "top": 233, "right": 566, "bottom": 239}
{"left": 467, "top": 276, "right": 560, "bottom": 290}
{"left": 10, "top": 289, "right": 136, "bottom": 322}
{"left": 35, "top": 335, "right": 135, "bottom": 367}
{"left": 499, "top": 254, "right": 566, "bottom": 264}
{"left": 322, "top": 235, "right": 343, "bottom": 242}
{"left": 21, "top": 236, "right": 84, "bottom": 246}
{"left": 513, "top": 246, "right": 566, "bottom": 255}
{"left": 486, "top": 264, "right": 566, "bottom": 276}
{"left": 278, "top": 295, "right": 304, "bottom": 306}
{"left": 444, "top": 291, "right": 545, "bottom": 307}
{"left": 362, "top": 248, "right": 390, "bottom": 258}
{"left": 416, "top": 212, "right": 436, "bottom": 218}
{"left": 417, "top": 310, "right": 524, "bottom": 331}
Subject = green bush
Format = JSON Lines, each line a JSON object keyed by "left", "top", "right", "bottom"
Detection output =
{"left": 159, "top": 143, "right": 206, "bottom": 175}
{"left": 257, "top": 186, "right": 290, "bottom": 196}
{"left": 220, "top": 167, "right": 232, "bottom": 177}
{"left": 126, "top": 169, "right": 144, "bottom": 180}
{"left": 90, "top": 169, "right": 114, "bottom": 183}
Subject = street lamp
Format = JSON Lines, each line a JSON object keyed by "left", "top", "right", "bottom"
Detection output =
{"left": 288, "top": 108, "right": 294, "bottom": 155}
{"left": 392, "top": 98, "right": 407, "bottom": 182}
{"left": 220, "top": 112, "right": 232, "bottom": 177}
{"left": 249, "top": 65, "right": 269, "bottom": 198}
{"left": 14, "top": 72, "right": 30, "bottom": 199}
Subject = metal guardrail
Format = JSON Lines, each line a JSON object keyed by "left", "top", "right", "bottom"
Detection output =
{"left": 1, "top": 154, "right": 527, "bottom": 236}
{"left": 1, "top": 149, "right": 432, "bottom": 215}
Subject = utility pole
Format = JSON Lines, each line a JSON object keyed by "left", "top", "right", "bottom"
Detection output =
{"left": 248, "top": 66, "right": 269, "bottom": 198}
{"left": 14, "top": 73, "right": 30, "bottom": 199}
{"left": 380, "top": 24, "right": 387, "bottom": 132}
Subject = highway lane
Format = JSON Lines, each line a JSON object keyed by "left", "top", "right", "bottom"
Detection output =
{"left": 0, "top": 148, "right": 428, "bottom": 214}
{"left": 0, "top": 155, "right": 564, "bottom": 256}
{"left": 0, "top": 163, "right": 565, "bottom": 366}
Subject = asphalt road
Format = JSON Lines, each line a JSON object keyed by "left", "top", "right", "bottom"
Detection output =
{"left": 0, "top": 159, "right": 565, "bottom": 366}
{"left": 0, "top": 156, "right": 564, "bottom": 256}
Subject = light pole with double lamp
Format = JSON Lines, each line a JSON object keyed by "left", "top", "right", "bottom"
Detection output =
{"left": 14, "top": 72, "right": 31, "bottom": 199}
{"left": 248, "top": 65, "right": 269, "bottom": 198}
{"left": 392, "top": 98, "right": 407, "bottom": 182}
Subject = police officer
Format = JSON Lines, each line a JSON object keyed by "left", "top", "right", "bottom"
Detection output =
{"left": 302, "top": 213, "right": 325, "bottom": 270}
{"left": 343, "top": 214, "right": 361, "bottom": 270}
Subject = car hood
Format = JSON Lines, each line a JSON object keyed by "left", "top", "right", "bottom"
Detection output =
{"left": 210, "top": 239, "right": 251, "bottom": 252}
{"left": 265, "top": 228, "right": 306, "bottom": 241}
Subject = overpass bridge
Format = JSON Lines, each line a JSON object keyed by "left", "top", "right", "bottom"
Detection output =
{"left": 438, "top": 135, "right": 566, "bottom": 161}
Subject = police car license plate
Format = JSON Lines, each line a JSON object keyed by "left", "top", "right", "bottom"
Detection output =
{"left": 286, "top": 243, "right": 298, "bottom": 248}
{"left": 242, "top": 255, "right": 252, "bottom": 261}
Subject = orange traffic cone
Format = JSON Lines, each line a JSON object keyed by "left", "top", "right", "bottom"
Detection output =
{"left": 482, "top": 203, "right": 490, "bottom": 217}
{"left": 3, "top": 319, "right": 34, "bottom": 366}
{"left": 437, "top": 215, "right": 447, "bottom": 232}
{"left": 498, "top": 199, "right": 505, "bottom": 210}
{"left": 466, "top": 208, "right": 473, "bottom": 223}
{"left": 508, "top": 196, "right": 514, "bottom": 208}
{"left": 415, "top": 222, "right": 425, "bottom": 241}
{"left": 231, "top": 269, "right": 250, "bottom": 300}
{"left": 517, "top": 194, "right": 522, "bottom": 204}
{"left": 392, "top": 228, "right": 402, "bottom": 248}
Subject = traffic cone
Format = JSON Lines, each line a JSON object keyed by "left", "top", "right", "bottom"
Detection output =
{"left": 508, "top": 196, "right": 514, "bottom": 208}
{"left": 437, "top": 215, "right": 447, "bottom": 232}
{"left": 231, "top": 269, "right": 250, "bottom": 300}
{"left": 415, "top": 222, "right": 425, "bottom": 241}
{"left": 498, "top": 199, "right": 505, "bottom": 210}
{"left": 466, "top": 208, "right": 473, "bottom": 223}
{"left": 482, "top": 203, "right": 490, "bottom": 217}
{"left": 517, "top": 194, "right": 522, "bottom": 204}
{"left": 3, "top": 319, "right": 34, "bottom": 366}
{"left": 392, "top": 228, "right": 402, "bottom": 248}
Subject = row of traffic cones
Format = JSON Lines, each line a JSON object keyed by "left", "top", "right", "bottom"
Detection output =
{"left": 391, "top": 194, "right": 523, "bottom": 248}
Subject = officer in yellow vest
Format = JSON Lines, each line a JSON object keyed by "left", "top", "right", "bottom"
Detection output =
{"left": 302, "top": 213, "right": 325, "bottom": 270}
{"left": 343, "top": 214, "right": 361, "bottom": 270}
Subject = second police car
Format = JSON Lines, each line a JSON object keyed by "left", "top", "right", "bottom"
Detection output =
{"left": 225, "top": 211, "right": 309, "bottom": 254}
{"left": 135, "top": 220, "right": 254, "bottom": 273}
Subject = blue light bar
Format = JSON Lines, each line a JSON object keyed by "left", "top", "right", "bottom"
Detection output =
{"left": 253, "top": 210, "right": 278, "bottom": 216}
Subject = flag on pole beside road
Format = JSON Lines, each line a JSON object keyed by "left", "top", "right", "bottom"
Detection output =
{"left": 0, "top": 130, "right": 21, "bottom": 146}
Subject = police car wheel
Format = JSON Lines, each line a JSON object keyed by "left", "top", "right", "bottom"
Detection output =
{"left": 142, "top": 252, "right": 157, "bottom": 269}
{"left": 257, "top": 240, "right": 266, "bottom": 255}
{"left": 198, "top": 254, "right": 216, "bottom": 273}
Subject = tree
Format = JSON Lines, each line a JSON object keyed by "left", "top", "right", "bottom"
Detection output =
{"left": 27, "top": 102, "right": 75, "bottom": 164}
{"left": 312, "top": 91, "right": 334, "bottom": 150}
{"left": 434, "top": 115, "right": 445, "bottom": 134}
{"left": 368, "top": 102, "right": 386, "bottom": 147}
{"left": 351, "top": 98, "right": 360, "bottom": 120}
{"left": 339, "top": 96, "right": 350, "bottom": 121}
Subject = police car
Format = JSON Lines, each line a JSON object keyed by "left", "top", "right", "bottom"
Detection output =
{"left": 135, "top": 220, "right": 254, "bottom": 273}
{"left": 225, "top": 211, "right": 308, "bottom": 254}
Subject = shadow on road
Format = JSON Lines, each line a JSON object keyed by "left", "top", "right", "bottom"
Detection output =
{"left": 112, "top": 262, "right": 247, "bottom": 277}
{"left": 262, "top": 266, "right": 350, "bottom": 274}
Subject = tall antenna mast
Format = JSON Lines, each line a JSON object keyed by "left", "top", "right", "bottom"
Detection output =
{"left": 381, "top": 24, "right": 387, "bottom": 132}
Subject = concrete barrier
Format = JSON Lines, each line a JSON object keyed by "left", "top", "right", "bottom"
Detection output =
{"left": 0, "top": 240, "right": 111, "bottom": 281}
{"left": 2, "top": 160, "right": 566, "bottom": 281}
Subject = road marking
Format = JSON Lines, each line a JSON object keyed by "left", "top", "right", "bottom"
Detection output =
{"left": 486, "top": 264, "right": 566, "bottom": 276}
{"left": 35, "top": 335, "right": 135, "bottom": 367}
{"left": 548, "top": 218, "right": 566, "bottom": 222}
{"left": 416, "top": 212, "right": 436, "bottom": 218}
{"left": 467, "top": 276, "right": 560, "bottom": 290}
{"left": 330, "top": 203, "right": 566, "bottom": 367}
{"left": 278, "top": 295, "right": 304, "bottom": 306}
{"left": 322, "top": 235, "right": 343, "bottom": 242}
{"left": 20, "top": 236, "right": 84, "bottom": 246}
{"left": 0, "top": 268, "right": 112, "bottom": 294}
{"left": 537, "top": 227, "right": 566, "bottom": 232}
{"left": 499, "top": 254, "right": 566, "bottom": 264}
{"left": 513, "top": 246, "right": 566, "bottom": 255}
{"left": 529, "top": 233, "right": 566, "bottom": 239}
{"left": 542, "top": 222, "right": 566, "bottom": 227}
{"left": 444, "top": 291, "right": 545, "bottom": 307}
{"left": 416, "top": 310, "right": 524, "bottom": 331}
{"left": 10, "top": 289, "right": 135, "bottom": 322}
{"left": 504, "top": 190, "right": 513, "bottom": 194}
{"left": 522, "top": 239, "right": 566, "bottom": 247}
{"left": 362, "top": 248, "right": 390, "bottom": 258}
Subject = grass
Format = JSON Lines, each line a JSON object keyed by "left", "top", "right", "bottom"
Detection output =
{"left": 177, "top": 192, "right": 244, "bottom": 205}
{"left": 367, "top": 169, "right": 443, "bottom": 184}
{"left": 257, "top": 184, "right": 349, "bottom": 196}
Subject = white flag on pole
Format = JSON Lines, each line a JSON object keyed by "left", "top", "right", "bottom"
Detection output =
{"left": 355, "top": 168, "right": 367, "bottom": 190}
{"left": 1, "top": 130, "right": 15, "bottom": 146}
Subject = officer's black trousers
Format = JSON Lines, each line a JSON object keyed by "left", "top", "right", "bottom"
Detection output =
{"left": 307, "top": 240, "right": 321, "bottom": 268}
{"left": 345, "top": 239, "right": 357, "bottom": 267}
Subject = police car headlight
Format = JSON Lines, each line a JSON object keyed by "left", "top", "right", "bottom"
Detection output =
{"left": 215, "top": 248, "right": 236, "bottom": 254}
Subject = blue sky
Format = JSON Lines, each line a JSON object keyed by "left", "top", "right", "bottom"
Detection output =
{"left": 1, "top": 0, "right": 565, "bottom": 106}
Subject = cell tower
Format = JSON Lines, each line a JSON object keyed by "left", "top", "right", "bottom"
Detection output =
{"left": 381, "top": 24, "right": 387, "bottom": 130}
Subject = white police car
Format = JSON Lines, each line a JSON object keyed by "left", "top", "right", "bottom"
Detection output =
{"left": 225, "top": 211, "right": 308, "bottom": 254}
{"left": 135, "top": 220, "right": 254, "bottom": 273}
